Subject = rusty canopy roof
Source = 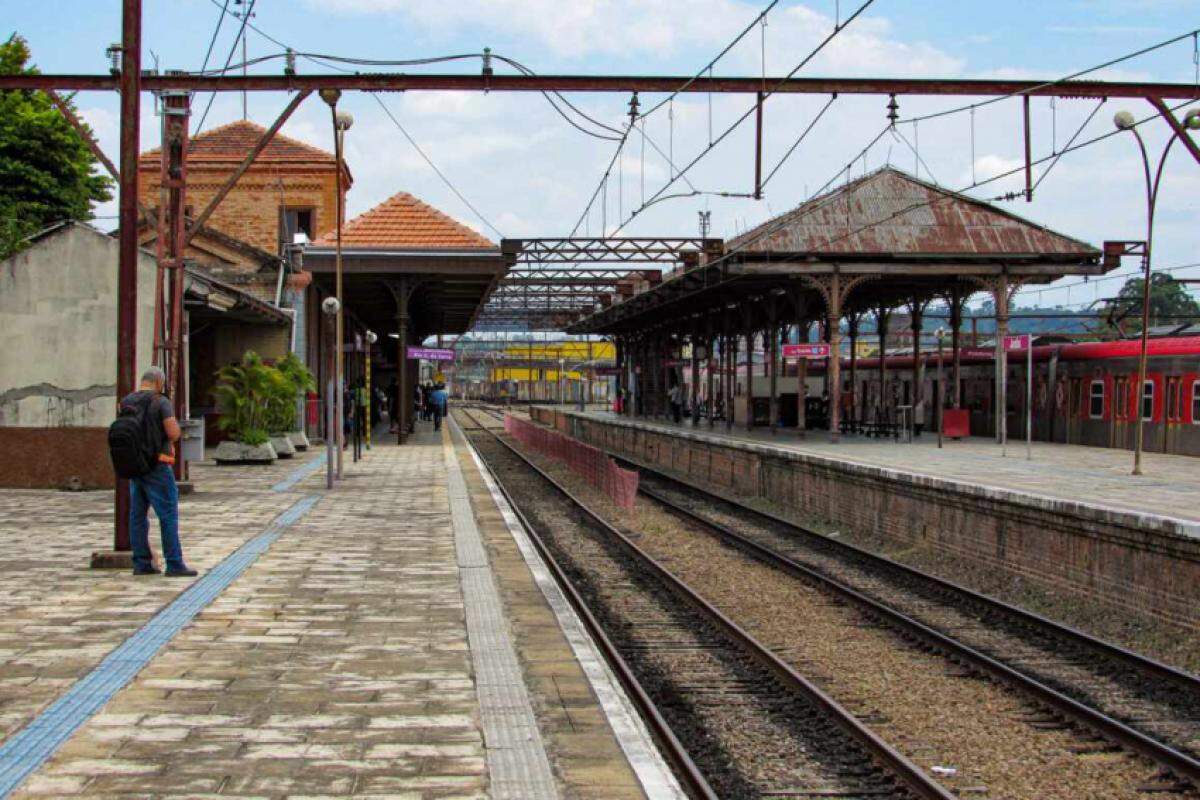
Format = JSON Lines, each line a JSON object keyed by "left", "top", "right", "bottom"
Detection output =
{"left": 569, "top": 167, "right": 1110, "bottom": 336}
{"left": 729, "top": 167, "right": 1098, "bottom": 259}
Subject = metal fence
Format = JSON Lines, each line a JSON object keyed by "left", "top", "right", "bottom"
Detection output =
{"left": 504, "top": 414, "right": 638, "bottom": 510}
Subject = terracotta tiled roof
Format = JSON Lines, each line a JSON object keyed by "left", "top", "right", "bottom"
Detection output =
{"left": 312, "top": 192, "right": 495, "bottom": 250}
{"left": 139, "top": 119, "right": 336, "bottom": 165}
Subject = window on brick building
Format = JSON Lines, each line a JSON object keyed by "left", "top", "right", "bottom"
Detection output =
{"left": 280, "top": 207, "right": 315, "bottom": 247}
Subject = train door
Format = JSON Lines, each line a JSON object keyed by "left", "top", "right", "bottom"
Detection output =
{"left": 1164, "top": 375, "right": 1184, "bottom": 453}
{"left": 1111, "top": 375, "right": 1130, "bottom": 449}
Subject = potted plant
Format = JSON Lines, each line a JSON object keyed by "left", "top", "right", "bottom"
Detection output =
{"left": 212, "top": 351, "right": 278, "bottom": 464}
{"left": 273, "top": 352, "right": 316, "bottom": 451}
{"left": 263, "top": 366, "right": 297, "bottom": 459}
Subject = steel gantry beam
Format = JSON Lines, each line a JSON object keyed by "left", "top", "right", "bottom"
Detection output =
{"left": 5, "top": 73, "right": 1200, "bottom": 100}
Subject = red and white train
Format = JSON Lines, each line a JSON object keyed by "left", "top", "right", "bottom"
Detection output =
{"left": 844, "top": 336, "right": 1200, "bottom": 457}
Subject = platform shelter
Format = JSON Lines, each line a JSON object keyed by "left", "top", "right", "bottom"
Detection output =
{"left": 569, "top": 167, "right": 1119, "bottom": 441}
{"left": 303, "top": 192, "right": 508, "bottom": 441}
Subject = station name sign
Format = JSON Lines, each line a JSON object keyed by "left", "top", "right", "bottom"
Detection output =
{"left": 782, "top": 343, "right": 831, "bottom": 359}
{"left": 407, "top": 347, "right": 455, "bottom": 361}
{"left": 1003, "top": 334, "right": 1031, "bottom": 351}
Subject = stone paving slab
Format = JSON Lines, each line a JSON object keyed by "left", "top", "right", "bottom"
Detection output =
{"left": 573, "top": 409, "right": 1200, "bottom": 526}
{"left": 0, "top": 449, "right": 325, "bottom": 747}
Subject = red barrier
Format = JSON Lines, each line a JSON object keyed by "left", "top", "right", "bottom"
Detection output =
{"left": 504, "top": 414, "right": 639, "bottom": 510}
{"left": 942, "top": 408, "right": 970, "bottom": 439}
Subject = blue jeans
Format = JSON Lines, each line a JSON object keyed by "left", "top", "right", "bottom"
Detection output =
{"left": 129, "top": 464, "right": 184, "bottom": 571}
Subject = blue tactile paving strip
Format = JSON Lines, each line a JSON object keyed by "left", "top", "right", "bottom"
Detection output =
{"left": 271, "top": 451, "right": 327, "bottom": 492}
{"left": 0, "top": 493, "right": 323, "bottom": 797}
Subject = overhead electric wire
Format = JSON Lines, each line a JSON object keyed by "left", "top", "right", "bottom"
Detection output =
{"left": 372, "top": 96, "right": 505, "bottom": 240}
{"left": 195, "top": 0, "right": 258, "bottom": 134}
{"left": 1031, "top": 98, "right": 1106, "bottom": 192}
{"left": 612, "top": 0, "right": 878, "bottom": 233}
{"left": 761, "top": 93, "right": 838, "bottom": 188}
{"left": 199, "top": 0, "right": 231, "bottom": 74}
{"left": 895, "top": 26, "right": 1200, "bottom": 126}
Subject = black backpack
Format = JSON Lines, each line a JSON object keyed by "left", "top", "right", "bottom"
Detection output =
{"left": 108, "top": 393, "right": 161, "bottom": 479}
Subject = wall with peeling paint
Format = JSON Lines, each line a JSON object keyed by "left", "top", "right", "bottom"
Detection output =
{"left": 0, "top": 223, "right": 156, "bottom": 428}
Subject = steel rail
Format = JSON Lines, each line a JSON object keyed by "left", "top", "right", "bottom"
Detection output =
{"left": 457, "top": 410, "right": 956, "bottom": 800}
{"left": 623, "top": 457, "right": 1200, "bottom": 689}
{"left": 629, "top": 470, "right": 1200, "bottom": 786}
{"left": 454, "top": 411, "right": 716, "bottom": 800}
{"left": 4, "top": 73, "right": 1200, "bottom": 99}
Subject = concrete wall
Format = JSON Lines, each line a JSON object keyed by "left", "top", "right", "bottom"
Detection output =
{"left": 0, "top": 224, "right": 156, "bottom": 428}
{"left": 538, "top": 408, "right": 1200, "bottom": 632}
{"left": 0, "top": 224, "right": 157, "bottom": 488}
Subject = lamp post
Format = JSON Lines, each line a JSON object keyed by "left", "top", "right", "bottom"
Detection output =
{"left": 321, "top": 88, "right": 353, "bottom": 479}
{"left": 365, "top": 330, "right": 377, "bottom": 450}
{"left": 1112, "top": 107, "right": 1200, "bottom": 475}
{"left": 321, "top": 296, "right": 340, "bottom": 489}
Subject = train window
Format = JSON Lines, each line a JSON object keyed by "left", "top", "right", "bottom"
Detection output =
{"left": 1192, "top": 381, "right": 1200, "bottom": 424}
{"left": 1141, "top": 380, "right": 1155, "bottom": 422}
{"left": 1089, "top": 380, "right": 1104, "bottom": 419}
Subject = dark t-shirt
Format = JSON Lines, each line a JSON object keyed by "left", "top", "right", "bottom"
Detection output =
{"left": 120, "top": 390, "right": 175, "bottom": 455}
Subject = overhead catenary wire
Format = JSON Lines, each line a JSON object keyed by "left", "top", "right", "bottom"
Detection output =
{"left": 761, "top": 94, "right": 838, "bottom": 188}
{"left": 199, "top": 0, "right": 231, "bottom": 74}
{"left": 612, "top": 0, "right": 878, "bottom": 233}
{"left": 195, "top": 0, "right": 258, "bottom": 134}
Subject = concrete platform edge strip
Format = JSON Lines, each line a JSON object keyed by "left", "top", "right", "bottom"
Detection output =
{"left": 0, "top": 492, "right": 323, "bottom": 797}
{"left": 270, "top": 451, "right": 328, "bottom": 492}
{"left": 442, "top": 421, "right": 560, "bottom": 800}
{"left": 451, "top": 417, "right": 687, "bottom": 800}
{"left": 570, "top": 411, "right": 1200, "bottom": 538}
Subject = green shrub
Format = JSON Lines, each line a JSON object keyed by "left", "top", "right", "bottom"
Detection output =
{"left": 265, "top": 352, "right": 315, "bottom": 433}
{"left": 214, "top": 352, "right": 276, "bottom": 444}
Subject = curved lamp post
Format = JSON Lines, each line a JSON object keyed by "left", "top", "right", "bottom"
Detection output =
{"left": 321, "top": 88, "right": 353, "bottom": 479}
{"left": 1112, "top": 107, "right": 1200, "bottom": 475}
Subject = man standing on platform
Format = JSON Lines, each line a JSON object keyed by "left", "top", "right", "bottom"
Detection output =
{"left": 668, "top": 381, "right": 683, "bottom": 424}
{"left": 118, "top": 367, "right": 197, "bottom": 578}
{"left": 430, "top": 382, "right": 449, "bottom": 432}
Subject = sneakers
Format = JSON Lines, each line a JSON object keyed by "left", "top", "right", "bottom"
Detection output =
{"left": 164, "top": 567, "right": 199, "bottom": 578}
{"left": 132, "top": 565, "right": 161, "bottom": 576}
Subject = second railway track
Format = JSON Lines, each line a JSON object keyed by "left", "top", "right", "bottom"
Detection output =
{"left": 457, "top": 405, "right": 1200, "bottom": 798}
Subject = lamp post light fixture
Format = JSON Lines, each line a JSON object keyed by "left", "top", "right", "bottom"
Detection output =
{"left": 321, "top": 296, "right": 341, "bottom": 489}
{"left": 1112, "top": 106, "right": 1200, "bottom": 476}
{"left": 322, "top": 88, "right": 353, "bottom": 479}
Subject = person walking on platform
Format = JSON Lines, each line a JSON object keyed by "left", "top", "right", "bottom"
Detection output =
{"left": 668, "top": 381, "right": 683, "bottom": 424}
{"left": 112, "top": 367, "right": 197, "bottom": 577}
{"left": 430, "top": 382, "right": 449, "bottom": 431}
{"left": 386, "top": 378, "right": 399, "bottom": 433}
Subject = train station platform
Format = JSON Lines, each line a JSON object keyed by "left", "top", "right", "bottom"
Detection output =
{"left": 0, "top": 421, "right": 674, "bottom": 799}
{"left": 539, "top": 407, "right": 1200, "bottom": 633}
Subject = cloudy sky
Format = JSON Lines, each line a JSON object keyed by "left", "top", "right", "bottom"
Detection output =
{"left": 11, "top": 0, "right": 1200, "bottom": 309}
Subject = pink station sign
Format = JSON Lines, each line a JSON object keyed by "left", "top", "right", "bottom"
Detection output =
{"left": 407, "top": 346, "right": 455, "bottom": 361}
{"left": 1003, "top": 334, "right": 1031, "bottom": 351}
{"left": 782, "top": 343, "right": 832, "bottom": 359}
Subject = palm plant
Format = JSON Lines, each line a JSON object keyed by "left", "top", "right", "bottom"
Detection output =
{"left": 213, "top": 351, "right": 275, "bottom": 446}
{"left": 266, "top": 353, "right": 316, "bottom": 433}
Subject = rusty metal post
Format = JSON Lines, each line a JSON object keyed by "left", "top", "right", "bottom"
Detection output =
{"left": 112, "top": 0, "right": 141, "bottom": 558}
{"left": 744, "top": 323, "right": 755, "bottom": 433}
{"left": 828, "top": 275, "right": 843, "bottom": 443}
{"left": 728, "top": 326, "right": 738, "bottom": 431}
{"left": 754, "top": 92, "right": 764, "bottom": 199}
{"left": 877, "top": 306, "right": 889, "bottom": 426}
{"left": 158, "top": 88, "right": 191, "bottom": 481}
{"left": 848, "top": 315, "right": 859, "bottom": 430}
{"left": 706, "top": 324, "right": 716, "bottom": 428}
{"left": 690, "top": 323, "right": 700, "bottom": 426}
{"left": 1023, "top": 95, "right": 1033, "bottom": 202}
{"left": 994, "top": 274, "right": 1010, "bottom": 448}
{"left": 909, "top": 298, "right": 923, "bottom": 436}
{"left": 949, "top": 288, "right": 963, "bottom": 408}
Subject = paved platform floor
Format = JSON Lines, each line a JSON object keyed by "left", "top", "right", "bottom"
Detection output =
{"left": 573, "top": 409, "right": 1200, "bottom": 524}
{"left": 0, "top": 421, "right": 660, "bottom": 799}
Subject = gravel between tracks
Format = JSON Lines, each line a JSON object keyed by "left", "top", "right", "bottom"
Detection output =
{"left": 462, "top": 412, "right": 1199, "bottom": 800}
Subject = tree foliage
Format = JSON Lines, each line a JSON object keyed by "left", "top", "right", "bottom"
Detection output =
{"left": 1103, "top": 273, "right": 1200, "bottom": 331}
{"left": 214, "top": 352, "right": 276, "bottom": 446}
{"left": 0, "top": 34, "right": 113, "bottom": 258}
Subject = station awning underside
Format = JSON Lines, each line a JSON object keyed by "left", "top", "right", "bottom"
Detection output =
{"left": 303, "top": 248, "right": 507, "bottom": 339}
{"left": 568, "top": 168, "right": 1111, "bottom": 336}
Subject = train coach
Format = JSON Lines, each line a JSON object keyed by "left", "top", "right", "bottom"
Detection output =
{"left": 848, "top": 336, "right": 1200, "bottom": 457}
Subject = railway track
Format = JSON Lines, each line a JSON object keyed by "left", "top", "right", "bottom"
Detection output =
{"left": 457, "top": 404, "right": 1200, "bottom": 797}
{"left": 454, "top": 408, "right": 952, "bottom": 800}
{"left": 619, "top": 456, "right": 1200, "bottom": 784}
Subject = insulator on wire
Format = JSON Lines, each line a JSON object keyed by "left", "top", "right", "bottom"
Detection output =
{"left": 284, "top": 48, "right": 296, "bottom": 76}
{"left": 106, "top": 43, "right": 122, "bottom": 75}
{"left": 886, "top": 94, "right": 899, "bottom": 126}
{"left": 482, "top": 47, "right": 493, "bottom": 77}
